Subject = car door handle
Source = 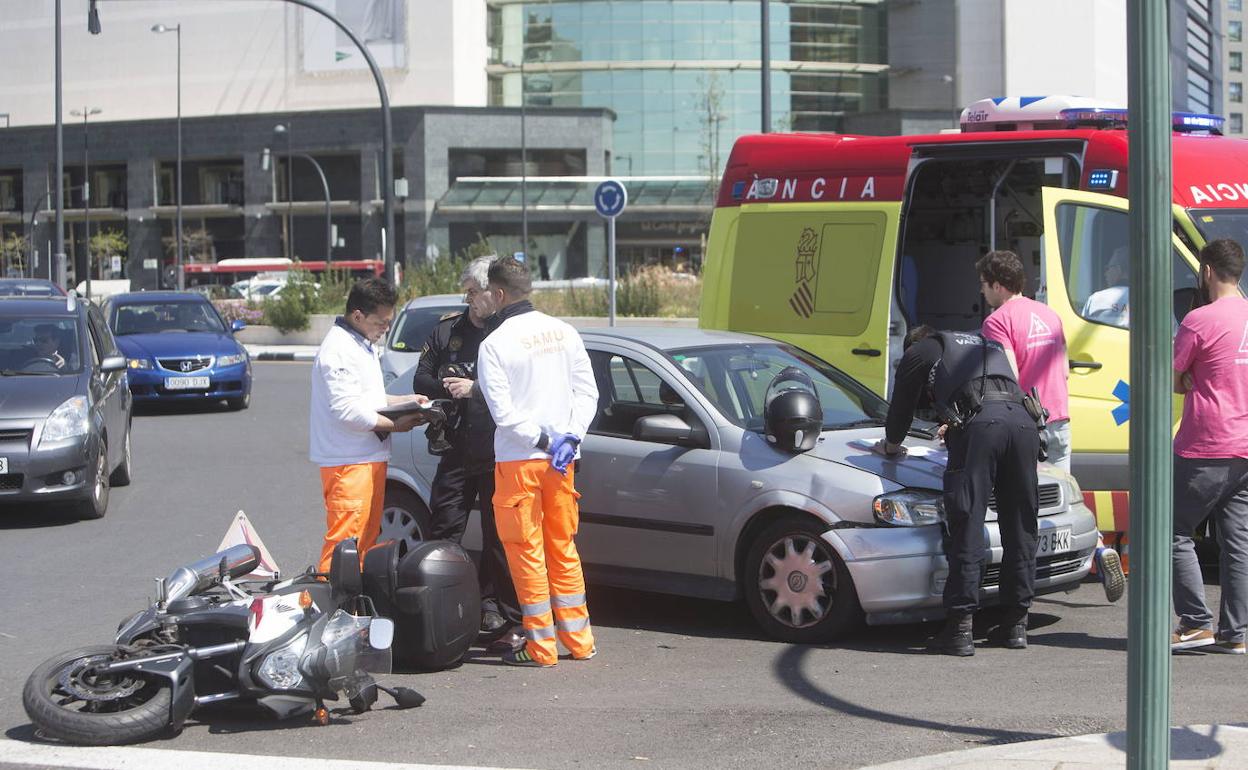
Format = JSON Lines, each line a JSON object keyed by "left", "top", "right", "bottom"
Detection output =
{"left": 1069, "top": 360, "right": 1103, "bottom": 370}
{"left": 851, "top": 346, "right": 882, "bottom": 357}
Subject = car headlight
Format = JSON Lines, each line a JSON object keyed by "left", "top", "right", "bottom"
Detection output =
{"left": 218, "top": 352, "right": 247, "bottom": 367}
{"left": 1066, "top": 474, "right": 1083, "bottom": 506}
{"left": 256, "top": 633, "right": 309, "bottom": 690}
{"left": 873, "top": 489, "right": 945, "bottom": 527}
{"left": 40, "top": 396, "right": 90, "bottom": 445}
{"left": 127, "top": 358, "right": 152, "bottom": 369}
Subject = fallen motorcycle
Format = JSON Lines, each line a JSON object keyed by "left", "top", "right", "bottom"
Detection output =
{"left": 23, "top": 539, "right": 423, "bottom": 746}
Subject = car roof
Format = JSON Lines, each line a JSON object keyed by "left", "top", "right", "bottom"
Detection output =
{"left": 402, "top": 294, "right": 464, "bottom": 311}
{"left": 107, "top": 291, "right": 209, "bottom": 304}
{"left": 579, "top": 326, "right": 780, "bottom": 352}
{"left": 0, "top": 295, "right": 81, "bottom": 317}
{"left": 0, "top": 278, "right": 67, "bottom": 296}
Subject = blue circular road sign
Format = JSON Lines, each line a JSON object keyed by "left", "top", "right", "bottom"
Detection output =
{"left": 594, "top": 179, "right": 628, "bottom": 218}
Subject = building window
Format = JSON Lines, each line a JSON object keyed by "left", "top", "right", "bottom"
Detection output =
{"left": 1231, "top": 82, "right": 1244, "bottom": 102}
{"left": 1189, "top": 70, "right": 1213, "bottom": 111}
{"left": 1233, "top": 52, "right": 1244, "bottom": 72}
{"left": 1232, "top": 113, "right": 1244, "bottom": 133}
{"left": 1231, "top": 0, "right": 1243, "bottom": 12}
{"left": 1232, "top": 20, "right": 1244, "bottom": 41}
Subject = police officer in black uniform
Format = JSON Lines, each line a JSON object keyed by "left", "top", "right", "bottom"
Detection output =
{"left": 413, "top": 256, "right": 522, "bottom": 650}
{"left": 874, "top": 325, "right": 1040, "bottom": 656}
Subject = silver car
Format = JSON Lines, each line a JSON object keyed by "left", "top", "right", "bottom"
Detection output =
{"left": 383, "top": 327, "right": 1098, "bottom": 643}
{"left": 380, "top": 294, "right": 465, "bottom": 387}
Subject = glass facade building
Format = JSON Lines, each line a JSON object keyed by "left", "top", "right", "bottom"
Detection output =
{"left": 487, "top": 0, "right": 888, "bottom": 175}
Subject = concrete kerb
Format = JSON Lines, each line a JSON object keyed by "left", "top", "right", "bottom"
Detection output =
{"left": 855, "top": 724, "right": 1248, "bottom": 770}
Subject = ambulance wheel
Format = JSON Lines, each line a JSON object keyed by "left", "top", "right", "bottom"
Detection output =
{"left": 743, "top": 515, "right": 861, "bottom": 643}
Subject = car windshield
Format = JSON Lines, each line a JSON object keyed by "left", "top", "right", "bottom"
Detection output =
{"left": 1188, "top": 209, "right": 1248, "bottom": 295}
{"left": 112, "top": 301, "right": 225, "bottom": 335}
{"left": 0, "top": 315, "right": 83, "bottom": 375}
{"left": 0, "top": 281, "right": 63, "bottom": 297}
{"left": 668, "top": 342, "right": 889, "bottom": 431}
{"left": 389, "top": 305, "right": 463, "bottom": 352}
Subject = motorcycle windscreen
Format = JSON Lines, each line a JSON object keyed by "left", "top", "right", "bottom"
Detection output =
{"left": 319, "top": 609, "right": 394, "bottom": 688}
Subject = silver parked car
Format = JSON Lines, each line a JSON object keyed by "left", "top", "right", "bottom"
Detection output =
{"left": 383, "top": 327, "right": 1098, "bottom": 643}
{"left": 380, "top": 294, "right": 465, "bottom": 387}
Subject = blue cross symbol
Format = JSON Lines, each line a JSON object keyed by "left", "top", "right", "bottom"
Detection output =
{"left": 1112, "top": 380, "right": 1130, "bottom": 426}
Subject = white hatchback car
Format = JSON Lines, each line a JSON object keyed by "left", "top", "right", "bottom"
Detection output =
{"left": 379, "top": 294, "right": 465, "bottom": 386}
{"left": 382, "top": 327, "right": 1098, "bottom": 643}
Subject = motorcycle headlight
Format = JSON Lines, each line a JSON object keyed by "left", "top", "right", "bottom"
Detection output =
{"left": 40, "top": 396, "right": 89, "bottom": 445}
{"left": 127, "top": 358, "right": 153, "bottom": 370}
{"left": 217, "top": 352, "right": 247, "bottom": 367}
{"left": 256, "top": 633, "right": 309, "bottom": 690}
{"left": 873, "top": 489, "right": 945, "bottom": 527}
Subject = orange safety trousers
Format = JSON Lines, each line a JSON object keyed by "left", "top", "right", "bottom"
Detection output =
{"left": 318, "top": 461, "right": 386, "bottom": 573}
{"left": 494, "top": 459, "right": 594, "bottom": 665}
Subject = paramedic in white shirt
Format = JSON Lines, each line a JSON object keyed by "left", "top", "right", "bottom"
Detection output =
{"left": 309, "top": 277, "right": 425, "bottom": 572}
{"left": 476, "top": 257, "right": 599, "bottom": 668}
{"left": 1082, "top": 246, "right": 1130, "bottom": 327}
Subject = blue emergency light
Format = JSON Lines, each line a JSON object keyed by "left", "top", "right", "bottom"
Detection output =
{"left": 1172, "top": 111, "right": 1225, "bottom": 134}
{"left": 1057, "top": 107, "right": 1224, "bottom": 134}
{"left": 1087, "top": 169, "right": 1119, "bottom": 191}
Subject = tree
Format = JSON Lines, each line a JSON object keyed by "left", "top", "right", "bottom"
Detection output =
{"left": 0, "top": 231, "right": 29, "bottom": 277}
{"left": 88, "top": 229, "right": 127, "bottom": 277}
{"left": 162, "top": 226, "right": 214, "bottom": 263}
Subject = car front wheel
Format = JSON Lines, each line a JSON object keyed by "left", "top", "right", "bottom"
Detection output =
{"left": 77, "top": 441, "right": 110, "bottom": 520}
{"left": 743, "top": 515, "right": 861, "bottom": 643}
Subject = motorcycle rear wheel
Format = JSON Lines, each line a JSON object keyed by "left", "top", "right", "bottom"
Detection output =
{"left": 23, "top": 645, "right": 174, "bottom": 745}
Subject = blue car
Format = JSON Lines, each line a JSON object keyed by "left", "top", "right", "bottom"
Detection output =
{"left": 103, "top": 292, "right": 252, "bottom": 410}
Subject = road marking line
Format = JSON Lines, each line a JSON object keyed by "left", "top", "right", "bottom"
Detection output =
{"left": 0, "top": 739, "right": 535, "bottom": 770}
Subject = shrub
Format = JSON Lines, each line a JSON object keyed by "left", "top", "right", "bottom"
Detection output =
{"left": 262, "top": 267, "right": 318, "bottom": 333}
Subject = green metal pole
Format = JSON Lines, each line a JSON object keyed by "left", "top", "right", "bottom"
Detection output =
{"left": 1126, "top": 0, "right": 1172, "bottom": 767}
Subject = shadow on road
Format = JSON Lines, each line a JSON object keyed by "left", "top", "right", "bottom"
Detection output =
{"left": 133, "top": 400, "right": 241, "bottom": 418}
{"left": 581, "top": 585, "right": 762, "bottom": 642}
{"left": 770, "top": 644, "right": 1056, "bottom": 746}
{"left": 0, "top": 505, "right": 85, "bottom": 530}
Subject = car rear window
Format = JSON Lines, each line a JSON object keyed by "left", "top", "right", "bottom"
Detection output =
{"left": 389, "top": 305, "right": 463, "bottom": 352}
{"left": 0, "top": 315, "right": 83, "bottom": 374}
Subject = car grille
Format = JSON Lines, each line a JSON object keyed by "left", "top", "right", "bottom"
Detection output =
{"left": 982, "top": 550, "right": 1089, "bottom": 588}
{"left": 988, "top": 483, "right": 1062, "bottom": 512}
{"left": 158, "top": 357, "right": 213, "bottom": 373}
{"left": 0, "top": 428, "right": 32, "bottom": 444}
{"left": 0, "top": 474, "right": 23, "bottom": 491}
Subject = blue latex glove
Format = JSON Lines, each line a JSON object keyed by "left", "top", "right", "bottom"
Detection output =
{"left": 549, "top": 433, "right": 580, "bottom": 475}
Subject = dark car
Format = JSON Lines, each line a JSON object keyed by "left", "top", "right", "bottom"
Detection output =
{"left": 103, "top": 292, "right": 252, "bottom": 410}
{"left": 0, "top": 294, "right": 133, "bottom": 519}
{"left": 0, "top": 278, "right": 67, "bottom": 297}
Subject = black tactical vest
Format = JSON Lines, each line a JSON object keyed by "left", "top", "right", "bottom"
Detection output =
{"left": 928, "top": 331, "right": 1018, "bottom": 423}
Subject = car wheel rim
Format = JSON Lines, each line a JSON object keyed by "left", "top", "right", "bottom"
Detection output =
{"left": 378, "top": 506, "right": 425, "bottom": 551}
{"left": 758, "top": 533, "right": 835, "bottom": 629}
{"left": 93, "top": 450, "right": 108, "bottom": 504}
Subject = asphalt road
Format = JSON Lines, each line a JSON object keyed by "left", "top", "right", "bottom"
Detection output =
{"left": 1, "top": 361, "right": 1245, "bottom": 770}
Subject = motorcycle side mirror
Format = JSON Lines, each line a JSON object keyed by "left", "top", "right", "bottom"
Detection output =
{"left": 368, "top": 617, "right": 394, "bottom": 650}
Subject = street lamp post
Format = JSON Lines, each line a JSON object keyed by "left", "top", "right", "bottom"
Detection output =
{"left": 151, "top": 23, "right": 182, "bottom": 290}
{"left": 760, "top": 0, "right": 771, "bottom": 133}
{"left": 92, "top": 0, "right": 395, "bottom": 281}
{"left": 273, "top": 124, "right": 295, "bottom": 260}
{"left": 70, "top": 107, "right": 102, "bottom": 299}
{"left": 502, "top": 59, "right": 528, "bottom": 259}
{"left": 55, "top": 0, "right": 65, "bottom": 286}
{"left": 263, "top": 147, "right": 332, "bottom": 263}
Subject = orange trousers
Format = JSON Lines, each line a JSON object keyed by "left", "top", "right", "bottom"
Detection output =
{"left": 318, "top": 461, "right": 386, "bottom": 573}
{"left": 494, "top": 459, "right": 595, "bottom": 665}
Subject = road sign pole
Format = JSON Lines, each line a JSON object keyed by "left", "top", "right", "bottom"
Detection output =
{"left": 608, "top": 216, "right": 617, "bottom": 326}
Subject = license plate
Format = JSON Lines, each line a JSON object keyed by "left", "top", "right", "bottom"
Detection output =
{"left": 1037, "top": 527, "right": 1072, "bottom": 557}
{"left": 164, "top": 376, "right": 210, "bottom": 390}
{"left": 0, "top": 457, "right": 6, "bottom": 474}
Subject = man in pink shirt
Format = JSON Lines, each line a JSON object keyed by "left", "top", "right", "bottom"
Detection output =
{"left": 978, "top": 250, "right": 1126, "bottom": 603}
{"left": 1171, "top": 238, "right": 1248, "bottom": 655}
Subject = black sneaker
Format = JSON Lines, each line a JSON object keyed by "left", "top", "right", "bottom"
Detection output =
{"left": 487, "top": 630, "right": 526, "bottom": 653}
{"left": 986, "top": 621, "right": 1028, "bottom": 649}
{"left": 928, "top": 614, "right": 974, "bottom": 656}
{"left": 502, "top": 647, "right": 554, "bottom": 668}
{"left": 479, "top": 610, "right": 507, "bottom": 637}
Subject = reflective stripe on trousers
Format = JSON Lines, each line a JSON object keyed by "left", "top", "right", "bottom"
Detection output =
{"left": 494, "top": 459, "right": 596, "bottom": 665}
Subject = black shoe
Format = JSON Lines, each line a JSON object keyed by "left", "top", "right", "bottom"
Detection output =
{"left": 986, "top": 621, "right": 1028, "bottom": 649}
{"left": 479, "top": 610, "right": 507, "bottom": 637}
{"left": 928, "top": 614, "right": 975, "bottom": 656}
{"left": 487, "top": 630, "right": 525, "bottom": 653}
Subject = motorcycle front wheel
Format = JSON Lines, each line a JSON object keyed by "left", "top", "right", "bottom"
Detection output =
{"left": 23, "top": 645, "right": 174, "bottom": 745}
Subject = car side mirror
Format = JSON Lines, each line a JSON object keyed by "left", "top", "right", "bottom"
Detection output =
{"left": 634, "top": 413, "right": 703, "bottom": 447}
{"left": 100, "top": 355, "right": 126, "bottom": 373}
{"left": 231, "top": 319, "right": 246, "bottom": 333}
{"left": 1173, "top": 287, "right": 1198, "bottom": 325}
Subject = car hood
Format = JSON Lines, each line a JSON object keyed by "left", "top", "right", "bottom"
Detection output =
{"left": 806, "top": 428, "right": 948, "bottom": 490}
{"left": 116, "top": 332, "right": 241, "bottom": 360}
{"left": 0, "top": 372, "right": 84, "bottom": 419}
